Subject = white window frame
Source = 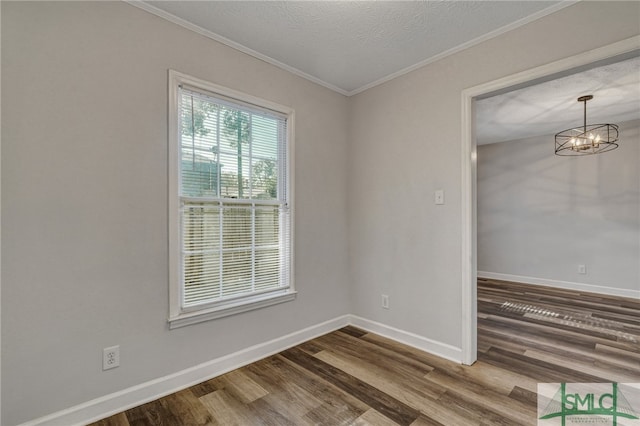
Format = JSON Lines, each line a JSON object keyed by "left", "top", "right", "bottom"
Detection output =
{"left": 168, "top": 70, "right": 295, "bottom": 329}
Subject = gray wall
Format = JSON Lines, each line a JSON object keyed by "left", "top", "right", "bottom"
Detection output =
{"left": 2, "top": 1, "right": 640, "bottom": 425}
{"left": 348, "top": 1, "right": 639, "bottom": 348}
{"left": 477, "top": 121, "right": 640, "bottom": 293}
{"left": 1, "top": 2, "right": 350, "bottom": 424}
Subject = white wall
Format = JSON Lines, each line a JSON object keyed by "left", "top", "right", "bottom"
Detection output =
{"left": 1, "top": 2, "right": 350, "bottom": 425}
{"left": 478, "top": 121, "right": 640, "bottom": 296}
{"left": 348, "top": 1, "right": 640, "bottom": 348}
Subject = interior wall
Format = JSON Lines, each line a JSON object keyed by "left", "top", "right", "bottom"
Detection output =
{"left": 1, "top": 2, "right": 350, "bottom": 424}
{"left": 477, "top": 120, "right": 640, "bottom": 294}
{"left": 348, "top": 1, "right": 640, "bottom": 348}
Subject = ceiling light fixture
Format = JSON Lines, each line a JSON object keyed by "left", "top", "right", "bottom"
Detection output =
{"left": 555, "top": 95, "right": 619, "bottom": 156}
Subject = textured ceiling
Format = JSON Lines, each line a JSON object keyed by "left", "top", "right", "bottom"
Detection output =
{"left": 130, "top": 1, "right": 639, "bottom": 144}
{"left": 476, "top": 56, "right": 640, "bottom": 145}
{"left": 137, "top": 0, "right": 567, "bottom": 95}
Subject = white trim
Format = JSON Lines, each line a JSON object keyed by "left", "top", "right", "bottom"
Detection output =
{"left": 287, "top": 110, "right": 296, "bottom": 307}
{"left": 125, "top": 0, "right": 576, "bottom": 97}
{"left": 125, "top": 1, "right": 349, "bottom": 96}
{"left": 20, "top": 315, "right": 351, "bottom": 426}
{"left": 461, "top": 36, "right": 640, "bottom": 101}
{"left": 0, "top": 1, "right": 3, "bottom": 421}
{"left": 478, "top": 271, "right": 640, "bottom": 300}
{"left": 169, "top": 70, "right": 295, "bottom": 118}
{"left": 169, "top": 291, "right": 297, "bottom": 329}
{"left": 460, "top": 87, "right": 477, "bottom": 366}
{"left": 349, "top": 316, "right": 462, "bottom": 364}
{"left": 18, "top": 314, "right": 464, "bottom": 425}
{"left": 348, "top": 1, "right": 578, "bottom": 96}
{"left": 460, "top": 36, "right": 640, "bottom": 367}
{"left": 167, "top": 70, "right": 181, "bottom": 321}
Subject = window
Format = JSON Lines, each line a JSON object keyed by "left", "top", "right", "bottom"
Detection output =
{"left": 168, "top": 71, "right": 294, "bottom": 328}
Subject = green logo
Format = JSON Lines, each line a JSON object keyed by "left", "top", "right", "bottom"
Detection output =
{"left": 539, "top": 383, "right": 639, "bottom": 425}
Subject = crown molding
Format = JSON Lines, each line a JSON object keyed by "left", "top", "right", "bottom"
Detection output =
{"left": 123, "top": 0, "right": 350, "bottom": 96}
{"left": 124, "top": 0, "right": 579, "bottom": 97}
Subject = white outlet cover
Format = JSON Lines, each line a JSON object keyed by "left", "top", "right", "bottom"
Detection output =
{"left": 103, "top": 345, "right": 120, "bottom": 370}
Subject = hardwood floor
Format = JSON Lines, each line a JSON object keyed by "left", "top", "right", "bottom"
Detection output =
{"left": 92, "top": 279, "right": 640, "bottom": 425}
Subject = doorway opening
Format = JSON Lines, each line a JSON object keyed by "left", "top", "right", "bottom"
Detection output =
{"left": 460, "top": 36, "right": 640, "bottom": 365}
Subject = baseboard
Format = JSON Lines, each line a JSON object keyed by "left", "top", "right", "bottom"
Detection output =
{"left": 13, "top": 292, "right": 636, "bottom": 426}
{"left": 349, "top": 315, "right": 462, "bottom": 363}
{"left": 20, "top": 314, "right": 462, "bottom": 426}
{"left": 20, "top": 315, "right": 351, "bottom": 426}
{"left": 478, "top": 271, "right": 640, "bottom": 300}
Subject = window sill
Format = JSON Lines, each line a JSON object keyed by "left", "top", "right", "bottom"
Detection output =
{"left": 168, "top": 290, "right": 297, "bottom": 329}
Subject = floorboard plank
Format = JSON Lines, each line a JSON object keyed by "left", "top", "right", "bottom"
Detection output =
{"left": 280, "top": 346, "right": 421, "bottom": 426}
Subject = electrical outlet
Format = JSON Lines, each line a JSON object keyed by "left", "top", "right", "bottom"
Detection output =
{"left": 103, "top": 345, "right": 120, "bottom": 370}
{"left": 578, "top": 264, "right": 586, "bottom": 274}
{"left": 381, "top": 294, "right": 389, "bottom": 309}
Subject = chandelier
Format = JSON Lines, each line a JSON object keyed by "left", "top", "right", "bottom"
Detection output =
{"left": 555, "top": 95, "right": 619, "bottom": 156}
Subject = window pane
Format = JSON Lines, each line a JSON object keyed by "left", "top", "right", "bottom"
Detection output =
{"left": 255, "top": 248, "right": 280, "bottom": 291}
{"left": 182, "top": 160, "right": 221, "bottom": 197}
{"left": 255, "top": 206, "right": 279, "bottom": 247}
{"left": 222, "top": 250, "right": 252, "bottom": 297}
{"left": 180, "top": 96, "right": 221, "bottom": 197}
{"left": 183, "top": 204, "right": 221, "bottom": 252}
{"left": 184, "top": 252, "right": 221, "bottom": 306}
{"left": 252, "top": 115, "right": 279, "bottom": 159}
{"left": 219, "top": 108, "right": 250, "bottom": 156}
{"left": 252, "top": 158, "right": 278, "bottom": 199}
{"left": 222, "top": 206, "right": 252, "bottom": 249}
{"left": 218, "top": 152, "right": 250, "bottom": 199}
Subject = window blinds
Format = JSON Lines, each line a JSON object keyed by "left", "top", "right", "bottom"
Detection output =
{"left": 178, "top": 87, "right": 290, "bottom": 310}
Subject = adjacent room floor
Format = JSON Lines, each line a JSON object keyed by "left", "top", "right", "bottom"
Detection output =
{"left": 92, "top": 279, "right": 640, "bottom": 425}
